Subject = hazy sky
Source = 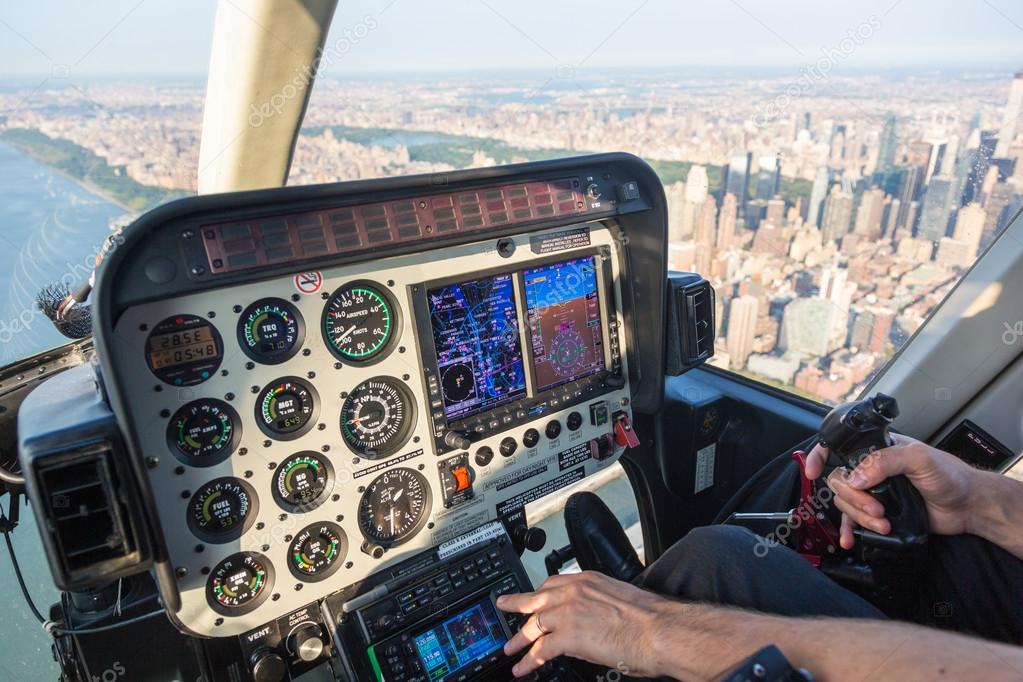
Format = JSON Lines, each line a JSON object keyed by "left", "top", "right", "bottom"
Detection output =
{"left": 1, "top": 0, "right": 1022, "bottom": 79}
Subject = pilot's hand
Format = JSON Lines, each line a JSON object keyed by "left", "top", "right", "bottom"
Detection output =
{"left": 805, "top": 433, "right": 977, "bottom": 549}
{"left": 496, "top": 571, "right": 670, "bottom": 678}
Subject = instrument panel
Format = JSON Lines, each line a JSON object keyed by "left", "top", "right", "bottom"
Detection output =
{"left": 108, "top": 222, "right": 633, "bottom": 636}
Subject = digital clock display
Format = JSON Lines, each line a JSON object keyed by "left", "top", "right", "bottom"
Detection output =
{"left": 146, "top": 314, "right": 224, "bottom": 386}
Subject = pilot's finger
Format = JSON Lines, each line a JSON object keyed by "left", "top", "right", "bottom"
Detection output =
{"left": 833, "top": 494, "right": 891, "bottom": 535}
{"left": 511, "top": 627, "right": 563, "bottom": 678}
{"left": 804, "top": 443, "right": 829, "bottom": 480}
{"left": 503, "top": 608, "right": 558, "bottom": 658}
{"left": 496, "top": 591, "right": 554, "bottom": 615}
{"left": 827, "top": 469, "right": 886, "bottom": 518}
{"left": 839, "top": 513, "right": 856, "bottom": 550}
{"left": 846, "top": 440, "right": 925, "bottom": 490}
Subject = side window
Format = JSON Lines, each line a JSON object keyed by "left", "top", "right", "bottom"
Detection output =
{"left": 672, "top": 73, "right": 1023, "bottom": 405}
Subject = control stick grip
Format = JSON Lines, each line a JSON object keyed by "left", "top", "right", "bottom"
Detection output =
{"left": 819, "top": 393, "right": 928, "bottom": 549}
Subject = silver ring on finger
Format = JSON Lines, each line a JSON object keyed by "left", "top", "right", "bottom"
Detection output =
{"left": 535, "top": 611, "right": 550, "bottom": 635}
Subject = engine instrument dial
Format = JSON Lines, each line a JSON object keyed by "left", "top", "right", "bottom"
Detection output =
{"left": 271, "top": 452, "right": 333, "bottom": 512}
{"left": 287, "top": 522, "right": 347, "bottom": 581}
{"left": 206, "top": 552, "right": 274, "bottom": 616}
{"left": 187, "top": 477, "right": 258, "bottom": 543}
{"left": 340, "top": 378, "right": 414, "bottom": 458}
{"left": 322, "top": 282, "right": 396, "bottom": 364}
{"left": 145, "top": 314, "right": 223, "bottom": 386}
{"left": 166, "top": 399, "right": 241, "bottom": 467}
{"left": 357, "top": 468, "right": 431, "bottom": 548}
{"left": 237, "top": 298, "right": 304, "bottom": 364}
{"left": 255, "top": 377, "right": 319, "bottom": 439}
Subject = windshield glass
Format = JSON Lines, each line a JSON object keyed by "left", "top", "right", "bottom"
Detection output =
{"left": 1, "top": 1, "right": 1021, "bottom": 677}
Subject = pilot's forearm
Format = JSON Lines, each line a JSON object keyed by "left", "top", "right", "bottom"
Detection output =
{"left": 649, "top": 602, "right": 1023, "bottom": 681}
{"left": 967, "top": 469, "right": 1023, "bottom": 560}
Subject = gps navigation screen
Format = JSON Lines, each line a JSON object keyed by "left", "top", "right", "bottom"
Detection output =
{"left": 412, "top": 599, "right": 508, "bottom": 681}
{"left": 428, "top": 273, "right": 527, "bottom": 422}
{"left": 523, "top": 256, "right": 606, "bottom": 392}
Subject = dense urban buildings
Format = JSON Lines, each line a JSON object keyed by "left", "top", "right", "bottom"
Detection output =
{"left": 1, "top": 68, "right": 1021, "bottom": 404}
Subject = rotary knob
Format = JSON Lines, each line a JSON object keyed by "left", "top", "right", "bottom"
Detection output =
{"left": 499, "top": 437, "right": 518, "bottom": 458}
{"left": 289, "top": 623, "right": 326, "bottom": 663}
{"left": 251, "top": 650, "right": 286, "bottom": 682}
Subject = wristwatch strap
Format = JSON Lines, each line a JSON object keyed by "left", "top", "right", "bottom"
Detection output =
{"left": 719, "top": 644, "right": 814, "bottom": 682}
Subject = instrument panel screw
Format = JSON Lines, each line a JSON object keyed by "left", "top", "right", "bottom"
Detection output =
{"left": 180, "top": 490, "right": 190, "bottom": 499}
{"left": 245, "top": 362, "right": 255, "bottom": 370}
{"left": 221, "top": 369, "right": 229, "bottom": 377}
{"left": 402, "top": 374, "right": 410, "bottom": 381}
{"left": 201, "top": 566, "right": 210, "bottom": 575}
{"left": 418, "top": 463, "right": 425, "bottom": 471}
{"left": 263, "top": 440, "right": 272, "bottom": 448}
{"left": 340, "top": 391, "right": 348, "bottom": 398}
{"left": 295, "top": 584, "right": 303, "bottom": 591}
{"left": 267, "top": 462, "right": 276, "bottom": 470}
{"left": 207, "top": 311, "right": 216, "bottom": 319}
{"left": 194, "top": 544, "right": 204, "bottom": 553}
{"left": 239, "top": 448, "right": 248, "bottom": 456}
{"left": 139, "top": 323, "right": 148, "bottom": 332}
{"left": 244, "top": 470, "right": 253, "bottom": 478}
{"left": 154, "top": 385, "right": 163, "bottom": 392}
{"left": 232, "top": 305, "right": 242, "bottom": 313}
{"left": 284, "top": 535, "right": 292, "bottom": 542}
{"left": 318, "top": 423, "right": 326, "bottom": 431}
{"left": 352, "top": 457, "right": 359, "bottom": 465}
{"left": 255, "top": 522, "right": 265, "bottom": 530}
{"left": 175, "top": 567, "right": 188, "bottom": 579}
{"left": 160, "top": 408, "right": 170, "bottom": 418}
{"left": 224, "top": 392, "right": 234, "bottom": 401}
{"left": 413, "top": 436, "right": 420, "bottom": 443}
{"left": 307, "top": 371, "right": 316, "bottom": 379}
{"left": 251, "top": 385, "right": 259, "bottom": 393}
{"left": 174, "top": 466, "right": 185, "bottom": 475}
{"left": 321, "top": 445, "right": 330, "bottom": 452}
{"left": 278, "top": 514, "right": 287, "bottom": 521}
{"left": 427, "top": 522, "right": 435, "bottom": 530}
{"left": 214, "top": 618, "right": 223, "bottom": 626}
{"left": 357, "top": 486, "right": 365, "bottom": 494}
{"left": 620, "top": 397, "right": 629, "bottom": 406}
{"left": 320, "top": 292, "right": 329, "bottom": 300}
{"left": 262, "top": 544, "right": 270, "bottom": 552}
{"left": 345, "top": 562, "right": 353, "bottom": 569}
{"left": 272, "top": 594, "right": 280, "bottom": 602}
{"left": 291, "top": 293, "right": 300, "bottom": 302}
{"left": 303, "top": 349, "right": 311, "bottom": 356}
{"left": 332, "top": 494, "right": 340, "bottom": 502}
{"left": 336, "top": 515, "right": 344, "bottom": 522}
{"left": 399, "top": 346, "right": 406, "bottom": 353}
{"left": 146, "top": 456, "right": 160, "bottom": 469}
{"left": 334, "top": 362, "right": 342, "bottom": 370}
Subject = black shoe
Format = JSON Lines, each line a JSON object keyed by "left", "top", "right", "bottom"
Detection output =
{"left": 564, "top": 491, "right": 644, "bottom": 582}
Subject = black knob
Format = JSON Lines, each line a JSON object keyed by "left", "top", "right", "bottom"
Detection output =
{"left": 499, "top": 437, "right": 518, "bottom": 457}
{"left": 522, "top": 428, "right": 540, "bottom": 448}
{"left": 514, "top": 526, "right": 547, "bottom": 553}
{"left": 289, "top": 623, "right": 325, "bottom": 663}
{"left": 475, "top": 446, "right": 494, "bottom": 467}
{"left": 443, "top": 430, "right": 472, "bottom": 450}
{"left": 566, "top": 411, "right": 583, "bottom": 431}
{"left": 251, "top": 650, "right": 287, "bottom": 682}
{"left": 545, "top": 420, "right": 562, "bottom": 439}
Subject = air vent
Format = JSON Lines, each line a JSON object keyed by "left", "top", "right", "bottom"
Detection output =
{"left": 37, "top": 444, "right": 131, "bottom": 573}
{"left": 666, "top": 271, "right": 716, "bottom": 375}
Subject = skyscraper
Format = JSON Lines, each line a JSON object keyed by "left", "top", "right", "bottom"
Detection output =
{"left": 726, "top": 295, "right": 759, "bottom": 369}
{"left": 854, "top": 188, "right": 886, "bottom": 240}
{"left": 917, "top": 177, "right": 954, "bottom": 243}
{"left": 724, "top": 152, "right": 753, "bottom": 223}
{"left": 878, "top": 113, "right": 898, "bottom": 170}
{"left": 716, "top": 193, "right": 738, "bottom": 252}
{"left": 695, "top": 196, "right": 717, "bottom": 246}
{"left": 995, "top": 70, "right": 1023, "bottom": 158}
{"left": 952, "top": 202, "right": 985, "bottom": 260}
{"left": 807, "top": 166, "right": 829, "bottom": 228}
{"left": 821, "top": 185, "right": 854, "bottom": 244}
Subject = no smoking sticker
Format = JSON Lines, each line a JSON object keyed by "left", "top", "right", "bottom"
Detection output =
{"left": 293, "top": 271, "right": 323, "bottom": 295}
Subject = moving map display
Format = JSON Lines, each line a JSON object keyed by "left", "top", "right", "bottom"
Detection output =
{"left": 428, "top": 273, "right": 527, "bottom": 421}
{"left": 412, "top": 599, "right": 508, "bottom": 681}
{"left": 523, "top": 256, "right": 606, "bottom": 392}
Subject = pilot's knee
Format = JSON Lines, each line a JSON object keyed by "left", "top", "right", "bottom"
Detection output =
{"left": 678, "top": 524, "right": 761, "bottom": 557}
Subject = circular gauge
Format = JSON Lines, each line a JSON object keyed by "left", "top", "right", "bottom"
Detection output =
{"left": 340, "top": 378, "right": 415, "bottom": 459}
{"left": 166, "top": 399, "right": 241, "bottom": 467}
{"left": 255, "top": 377, "right": 319, "bottom": 439}
{"left": 237, "top": 298, "right": 304, "bottom": 364}
{"left": 271, "top": 452, "right": 334, "bottom": 512}
{"left": 187, "top": 477, "right": 258, "bottom": 544}
{"left": 288, "top": 521, "right": 347, "bottom": 582}
{"left": 357, "top": 468, "right": 431, "bottom": 548}
{"left": 321, "top": 282, "right": 397, "bottom": 364}
{"left": 549, "top": 328, "right": 587, "bottom": 377}
{"left": 145, "top": 314, "right": 223, "bottom": 386}
{"left": 206, "top": 552, "right": 274, "bottom": 616}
